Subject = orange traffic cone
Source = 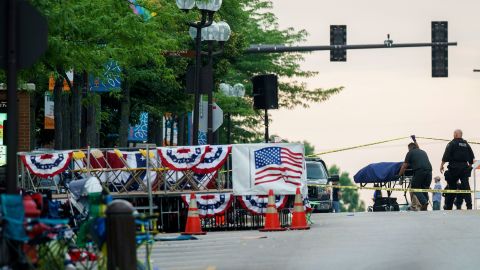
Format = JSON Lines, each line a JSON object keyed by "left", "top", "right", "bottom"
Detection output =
{"left": 290, "top": 187, "right": 310, "bottom": 230}
{"left": 182, "top": 193, "right": 206, "bottom": 235}
{"left": 260, "top": 190, "right": 287, "bottom": 232}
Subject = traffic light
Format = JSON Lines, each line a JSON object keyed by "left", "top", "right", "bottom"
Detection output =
{"left": 432, "top": 21, "right": 448, "bottom": 77}
{"left": 330, "top": 25, "right": 347, "bottom": 62}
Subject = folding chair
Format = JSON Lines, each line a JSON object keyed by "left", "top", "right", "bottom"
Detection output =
{"left": 109, "top": 149, "right": 148, "bottom": 192}
{"left": 139, "top": 149, "right": 162, "bottom": 191}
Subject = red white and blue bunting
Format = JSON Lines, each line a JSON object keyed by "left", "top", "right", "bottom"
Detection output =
{"left": 181, "top": 193, "right": 233, "bottom": 218}
{"left": 158, "top": 146, "right": 207, "bottom": 171}
{"left": 192, "top": 145, "right": 231, "bottom": 174}
{"left": 21, "top": 151, "right": 73, "bottom": 178}
{"left": 237, "top": 195, "right": 288, "bottom": 215}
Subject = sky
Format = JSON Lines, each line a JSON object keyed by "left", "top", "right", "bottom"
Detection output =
{"left": 268, "top": 0, "right": 480, "bottom": 206}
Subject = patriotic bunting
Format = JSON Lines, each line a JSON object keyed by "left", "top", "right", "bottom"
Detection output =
{"left": 21, "top": 151, "right": 73, "bottom": 178}
{"left": 192, "top": 145, "right": 231, "bottom": 174}
{"left": 181, "top": 193, "right": 233, "bottom": 218}
{"left": 237, "top": 195, "right": 288, "bottom": 215}
{"left": 158, "top": 146, "right": 207, "bottom": 171}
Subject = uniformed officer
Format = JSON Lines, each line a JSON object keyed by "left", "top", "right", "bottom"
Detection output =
{"left": 440, "top": 129, "right": 475, "bottom": 210}
{"left": 399, "top": 142, "right": 432, "bottom": 211}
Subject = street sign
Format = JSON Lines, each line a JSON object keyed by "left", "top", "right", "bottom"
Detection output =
{"left": 0, "top": 0, "right": 48, "bottom": 69}
{"left": 198, "top": 101, "right": 223, "bottom": 132}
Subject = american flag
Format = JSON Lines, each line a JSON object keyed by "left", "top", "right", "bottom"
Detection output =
{"left": 253, "top": 147, "right": 303, "bottom": 186}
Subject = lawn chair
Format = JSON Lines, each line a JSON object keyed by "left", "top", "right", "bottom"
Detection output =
{"left": 0, "top": 194, "right": 70, "bottom": 269}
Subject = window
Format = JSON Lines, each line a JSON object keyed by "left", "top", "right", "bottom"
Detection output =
{"left": 306, "top": 162, "right": 328, "bottom": 180}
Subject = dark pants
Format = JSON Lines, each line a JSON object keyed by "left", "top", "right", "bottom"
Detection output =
{"left": 454, "top": 179, "right": 472, "bottom": 210}
{"left": 411, "top": 169, "right": 432, "bottom": 205}
{"left": 444, "top": 167, "right": 472, "bottom": 210}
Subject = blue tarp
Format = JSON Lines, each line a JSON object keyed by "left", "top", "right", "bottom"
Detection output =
{"left": 353, "top": 162, "right": 403, "bottom": 184}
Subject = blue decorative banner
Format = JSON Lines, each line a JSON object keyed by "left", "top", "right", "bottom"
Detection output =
{"left": 128, "top": 112, "right": 148, "bottom": 142}
{"left": 90, "top": 61, "right": 122, "bottom": 92}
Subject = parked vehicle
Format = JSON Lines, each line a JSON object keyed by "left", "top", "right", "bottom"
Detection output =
{"left": 306, "top": 158, "right": 339, "bottom": 213}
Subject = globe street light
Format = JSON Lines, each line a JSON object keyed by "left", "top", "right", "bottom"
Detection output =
{"left": 220, "top": 83, "right": 244, "bottom": 144}
{"left": 177, "top": 0, "right": 223, "bottom": 145}
{"left": 202, "top": 21, "right": 231, "bottom": 144}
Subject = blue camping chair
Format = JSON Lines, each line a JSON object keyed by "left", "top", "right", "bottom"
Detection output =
{"left": 0, "top": 194, "right": 70, "bottom": 269}
{"left": 1, "top": 194, "right": 30, "bottom": 242}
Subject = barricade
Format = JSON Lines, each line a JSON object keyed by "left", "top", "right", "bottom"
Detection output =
{"left": 17, "top": 145, "right": 233, "bottom": 195}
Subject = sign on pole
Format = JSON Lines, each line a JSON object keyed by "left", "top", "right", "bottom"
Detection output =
{"left": 198, "top": 101, "right": 223, "bottom": 132}
{"left": 0, "top": 0, "right": 48, "bottom": 69}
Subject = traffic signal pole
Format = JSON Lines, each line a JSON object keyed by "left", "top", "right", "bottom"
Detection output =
{"left": 246, "top": 22, "right": 454, "bottom": 77}
{"left": 245, "top": 42, "right": 457, "bottom": 54}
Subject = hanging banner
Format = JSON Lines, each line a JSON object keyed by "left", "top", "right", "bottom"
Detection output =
{"left": 48, "top": 70, "right": 73, "bottom": 92}
{"left": 128, "top": 112, "right": 148, "bottom": 142}
{"left": 237, "top": 195, "right": 288, "bottom": 215}
{"left": 44, "top": 92, "right": 54, "bottom": 129}
{"left": 232, "top": 143, "right": 307, "bottom": 195}
{"left": 163, "top": 113, "right": 178, "bottom": 146}
{"left": 181, "top": 193, "right": 233, "bottom": 217}
{"left": 20, "top": 151, "right": 73, "bottom": 178}
{"left": 129, "top": 0, "right": 157, "bottom": 20}
{"left": 89, "top": 61, "right": 122, "bottom": 92}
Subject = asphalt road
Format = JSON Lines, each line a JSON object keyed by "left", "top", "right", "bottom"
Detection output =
{"left": 141, "top": 211, "right": 480, "bottom": 270}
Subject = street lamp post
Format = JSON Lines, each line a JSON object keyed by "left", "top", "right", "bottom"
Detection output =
{"left": 202, "top": 22, "right": 231, "bottom": 144}
{"left": 176, "top": 0, "right": 222, "bottom": 145}
{"left": 220, "top": 83, "right": 245, "bottom": 144}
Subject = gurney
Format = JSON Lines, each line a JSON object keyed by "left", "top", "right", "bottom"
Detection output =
{"left": 354, "top": 162, "right": 412, "bottom": 211}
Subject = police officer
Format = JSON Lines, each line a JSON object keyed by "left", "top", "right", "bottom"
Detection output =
{"left": 399, "top": 141, "right": 432, "bottom": 211}
{"left": 440, "top": 129, "right": 475, "bottom": 210}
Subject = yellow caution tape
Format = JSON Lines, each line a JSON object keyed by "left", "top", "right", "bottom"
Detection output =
{"left": 306, "top": 135, "right": 479, "bottom": 157}
{"left": 307, "top": 137, "right": 408, "bottom": 157}
{"left": 416, "top": 136, "right": 480, "bottom": 145}
{"left": 308, "top": 184, "right": 476, "bottom": 194}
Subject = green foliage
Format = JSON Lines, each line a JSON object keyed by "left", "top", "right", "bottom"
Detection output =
{"left": 302, "top": 141, "right": 316, "bottom": 156}
{"left": 15, "top": 0, "right": 344, "bottom": 147}
{"left": 329, "top": 165, "right": 366, "bottom": 212}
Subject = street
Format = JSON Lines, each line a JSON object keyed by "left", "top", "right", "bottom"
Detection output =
{"left": 143, "top": 211, "right": 480, "bottom": 270}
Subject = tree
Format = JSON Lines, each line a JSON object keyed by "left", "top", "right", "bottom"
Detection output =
{"left": 329, "top": 165, "right": 366, "bottom": 212}
{"left": 302, "top": 141, "right": 316, "bottom": 156}
{"left": 212, "top": 0, "right": 344, "bottom": 143}
{"left": 15, "top": 0, "right": 343, "bottom": 149}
